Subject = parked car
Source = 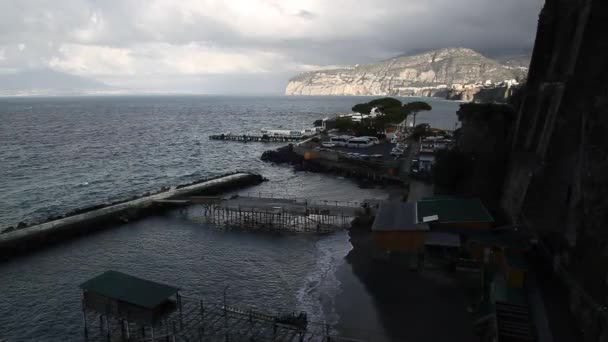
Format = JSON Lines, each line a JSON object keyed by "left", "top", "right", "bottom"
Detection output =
{"left": 321, "top": 142, "right": 336, "bottom": 148}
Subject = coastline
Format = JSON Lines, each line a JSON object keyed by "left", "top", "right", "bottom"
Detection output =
{"left": 330, "top": 180, "right": 477, "bottom": 341}
{"left": 333, "top": 214, "right": 477, "bottom": 341}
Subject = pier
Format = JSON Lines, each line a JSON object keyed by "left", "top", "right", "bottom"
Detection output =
{"left": 193, "top": 193, "right": 368, "bottom": 233}
{"left": 210, "top": 134, "right": 306, "bottom": 143}
{"left": 0, "top": 172, "right": 265, "bottom": 257}
{"left": 83, "top": 295, "right": 361, "bottom": 342}
{"left": 80, "top": 271, "right": 371, "bottom": 342}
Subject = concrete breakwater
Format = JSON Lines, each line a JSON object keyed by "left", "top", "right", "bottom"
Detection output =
{"left": 261, "top": 144, "right": 402, "bottom": 186}
{"left": 0, "top": 172, "right": 265, "bottom": 258}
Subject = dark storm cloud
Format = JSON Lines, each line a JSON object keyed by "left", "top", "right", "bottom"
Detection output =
{"left": 0, "top": 0, "right": 544, "bottom": 92}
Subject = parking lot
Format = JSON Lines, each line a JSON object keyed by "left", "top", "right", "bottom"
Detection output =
{"left": 318, "top": 141, "right": 407, "bottom": 162}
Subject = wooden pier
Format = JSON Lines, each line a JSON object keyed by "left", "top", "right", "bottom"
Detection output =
{"left": 79, "top": 271, "right": 373, "bottom": 342}
{"left": 194, "top": 193, "right": 366, "bottom": 233}
{"left": 209, "top": 134, "right": 306, "bottom": 143}
{"left": 83, "top": 295, "right": 367, "bottom": 342}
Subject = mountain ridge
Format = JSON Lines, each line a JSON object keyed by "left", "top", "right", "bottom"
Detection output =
{"left": 285, "top": 47, "right": 530, "bottom": 101}
{"left": 0, "top": 69, "right": 115, "bottom": 96}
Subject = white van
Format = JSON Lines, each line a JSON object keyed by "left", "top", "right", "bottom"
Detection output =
{"left": 330, "top": 135, "right": 353, "bottom": 147}
{"left": 347, "top": 137, "right": 374, "bottom": 149}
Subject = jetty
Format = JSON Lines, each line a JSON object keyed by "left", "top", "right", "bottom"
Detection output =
{"left": 194, "top": 193, "right": 367, "bottom": 233}
{"left": 0, "top": 172, "right": 264, "bottom": 257}
{"left": 80, "top": 271, "right": 370, "bottom": 342}
{"left": 210, "top": 134, "right": 306, "bottom": 143}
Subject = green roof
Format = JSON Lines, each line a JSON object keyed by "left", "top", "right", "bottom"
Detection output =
{"left": 80, "top": 271, "right": 180, "bottom": 309}
{"left": 417, "top": 197, "right": 494, "bottom": 224}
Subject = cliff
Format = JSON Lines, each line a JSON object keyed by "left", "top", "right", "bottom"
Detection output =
{"left": 285, "top": 48, "right": 528, "bottom": 102}
{"left": 499, "top": 0, "right": 608, "bottom": 340}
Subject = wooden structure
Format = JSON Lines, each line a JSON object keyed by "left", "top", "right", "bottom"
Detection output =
{"left": 80, "top": 271, "right": 181, "bottom": 340}
{"left": 371, "top": 202, "right": 429, "bottom": 253}
{"left": 78, "top": 272, "right": 378, "bottom": 341}
{"left": 209, "top": 134, "right": 305, "bottom": 143}
{"left": 197, "top": 194, "right": 364, "bottom": 233}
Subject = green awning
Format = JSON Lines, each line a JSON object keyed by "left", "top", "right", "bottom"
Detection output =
{"left": 80, "top": 271, "right": 180, "bottom": 309}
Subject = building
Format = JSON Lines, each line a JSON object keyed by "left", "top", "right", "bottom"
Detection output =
{"left": 80, "top": 270, "right": 181, "bottom": 338}
{"left": 416, "top": 196, "right": 494, "bottom": 230}
{"left": 371, "top": 201, "right": 429, "bottom": 253}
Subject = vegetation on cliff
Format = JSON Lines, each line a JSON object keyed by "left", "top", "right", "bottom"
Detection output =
{"left": 340, "top": 97, "right": 432, "bottom": 136}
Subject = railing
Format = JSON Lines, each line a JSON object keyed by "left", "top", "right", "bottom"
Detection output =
{"left": 82, "top": 294, "right": 402, "bottom": 342}
{"left": 241, "top": 192, "right": 363, "bottom": 208}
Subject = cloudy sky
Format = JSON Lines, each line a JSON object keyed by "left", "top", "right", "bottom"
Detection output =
{"left": 0, "top": 0, "right": 544, "bottom": 94}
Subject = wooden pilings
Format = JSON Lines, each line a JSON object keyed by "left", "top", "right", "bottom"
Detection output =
{"left": 200, "top": 203, "right": 350, "bottom": 233}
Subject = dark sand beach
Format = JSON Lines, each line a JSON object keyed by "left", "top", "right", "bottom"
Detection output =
{"left": 334, "top": 181, "right": 477, "bottom": 341}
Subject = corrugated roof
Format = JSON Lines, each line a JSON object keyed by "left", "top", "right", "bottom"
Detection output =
{"left": 80, "top": 271, "right": 180, "bottom": 309}
{"left": 371, "top": 202, "right": 429, "bottom": 232}
{"left": 417, "top": 197, "right": 494, "bottom": 223}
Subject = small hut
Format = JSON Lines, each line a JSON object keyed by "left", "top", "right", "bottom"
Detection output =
{"left": 372, "top": 202, "right": 429, "bottom": 253}
{"left": 80, "top": 270, "right": 181, "bottom": 339}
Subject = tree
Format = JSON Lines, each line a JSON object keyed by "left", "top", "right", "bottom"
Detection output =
{"left": 368, "top": 97, "right": 402, "bottom": 109}
{"left": 335, "top": 117, "right": 354, "bottom": 131}
{"left": 405, "top": 101, "right": 432, "bottom": 127}
{"left": 383, "top": 106, "right": 409, "bottom": 124}
{"left": 411, "top": 123, "right": 431, "bottom": 140}
{"left": 352, "top": 103, "right": 373, "bottom": 114}
{"left": 432, "top": 149, "right": 473, "bottom": 193}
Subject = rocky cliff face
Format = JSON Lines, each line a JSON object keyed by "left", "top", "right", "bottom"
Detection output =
{"left": 500, "top": 0, "right": 608, "bottom": 339}
{"left": 285, "top": 48, "right": 528, "bottom": 102}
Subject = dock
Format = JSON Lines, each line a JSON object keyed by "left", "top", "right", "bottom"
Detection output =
{"left": 194, "top": 193, "right": 368, "bottom": 233}
{"left": 0, "top": 172, "right": 264, "bottom": 257}
{"left": 83, "top": 295, "right": 367, "bottom": 342}
{"left": 79, "top": 270, "right": 377, "bottom": 342}
{"left": 210, "top": 134, "right": 306, "bottom": 143}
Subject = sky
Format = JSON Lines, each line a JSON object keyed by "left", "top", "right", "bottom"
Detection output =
{"left": 0, "top": 0, "right": 545, "bottom": 94}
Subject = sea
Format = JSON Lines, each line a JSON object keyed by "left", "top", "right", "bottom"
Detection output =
{"left": 0, "top": 95, "right": 460, "bottom": 341}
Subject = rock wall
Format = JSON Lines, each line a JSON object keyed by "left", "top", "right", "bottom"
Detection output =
{"left": 285, "top": 47, "right": 527, "bottom": 102}
{"left": 500, "top": 0, "right": 608, "bottom": 339}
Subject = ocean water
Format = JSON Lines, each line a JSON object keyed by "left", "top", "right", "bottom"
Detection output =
{"left": 0, "top": 95, "right": 460, "bottom": 341}
{"left": 0, "top": 95, "right": 459, "bottom": 229}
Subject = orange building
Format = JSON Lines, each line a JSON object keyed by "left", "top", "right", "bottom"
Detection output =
{"left": 372, "top": 202, "right": 429, "bottom": 253}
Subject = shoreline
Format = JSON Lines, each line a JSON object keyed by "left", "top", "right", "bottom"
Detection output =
{"left": 333, "top": 213, "right": 477, "bottom": 341}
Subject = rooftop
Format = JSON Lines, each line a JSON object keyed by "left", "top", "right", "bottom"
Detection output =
{"left": 372, "top": 201, "right": 429, "bottom": 232}
{"left": 417, "top": 197, "right": 494, "bottom": 224}
{"left": 80, "top": 271, "right": 180, "bottom": 309}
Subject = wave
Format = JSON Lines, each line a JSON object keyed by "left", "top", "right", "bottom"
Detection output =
{"left": 295, "top": 231, "right": 351, "bottom": 328}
